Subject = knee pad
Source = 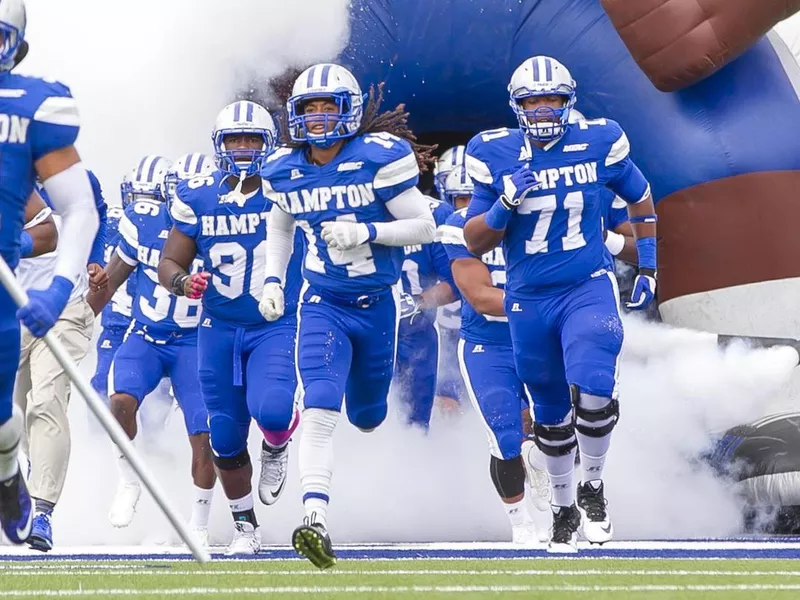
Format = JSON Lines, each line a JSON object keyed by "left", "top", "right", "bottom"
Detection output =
{"left": 251, "top": 389, "right": 294, "bottom": 432}
{"left": 302, "top": 381, "right": 343, "bottom": 412}
{"left": 533, "top": 416, "right": 577, "bottom": 458}
{"left": 208, "top": 413, "right": 248, "bottom": 459}
{"left": 348, "top": 403, "right": 387, "bottom": 432}
{"left": 212, "top": 447, "right": 251, "bottom": 471}
{"left": 572, "top": 384, "right": 619, "bottom": 438}
{"left": 489, "top": 455, "right": 526, "bottom": 500}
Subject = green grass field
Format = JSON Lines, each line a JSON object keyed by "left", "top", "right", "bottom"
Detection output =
{"left": 3, "top": 558, "right": 800, "bottom": 599}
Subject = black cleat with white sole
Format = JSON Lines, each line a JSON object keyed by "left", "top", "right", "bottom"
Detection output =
{"left": 548, "top": 503, "right": 580, "bottom": 553}
{"left": 292, "top": 517, "right": 336, "bottom": 570}
{"left": 577, "top": 480, "right": 613, "bottom": 544}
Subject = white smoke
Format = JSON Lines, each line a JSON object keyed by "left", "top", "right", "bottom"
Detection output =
{"left": 18, "top": 0, "right": 351, "bottom": 196}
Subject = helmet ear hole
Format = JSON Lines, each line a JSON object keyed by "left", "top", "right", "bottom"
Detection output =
{"left": 13, "top": 40, "right": 27, "bottom": 67}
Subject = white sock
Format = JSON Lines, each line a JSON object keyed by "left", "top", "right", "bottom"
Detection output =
{"left": 190, "top": 486, "right": 214, "bottom": 529}
{"left": 228, "top": 492, "right": 254, "bottom": 514}
{"left": 575, "top": 394, "right": 615, "bottom": 483}
{"left": 503, "top": 497, "right": 532, "bottom": 527}
{"left": 0, "top": 406, "right": 22, "bottom": 481}
{"left": 116, "top": 450, "right": 138, "bottom": 486}
{"left": 546, "top": 446, "right": 578, "bottom": 508}
{"left": 298, "top": 408, "right": 339, "bottom": 529}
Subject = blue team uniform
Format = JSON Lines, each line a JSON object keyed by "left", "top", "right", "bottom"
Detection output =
{"left": 112, "top": 198, "right": 207, "bottom": 436}
{"left": 171, "top": 172, "right": 305, "bottom": 460}
{"left": 465, "top": 119, "right": 649, "bottom": 425}
{"left": 0, "top": 74, "right": 80, "bottom": 424}
{"left": 441, "top": 209, "right": 527, "bottom": 459}
{"left": 435, "top": 302, "right": 465, "bottom": 401}
{"left": 261, "top": 133, "right": 419, "bottom": 430}
{"left": 90, "top": 212, "right": 137, "bottom": 401}
{"left": 395, "top": 197, "right": 454, "bottom": 428}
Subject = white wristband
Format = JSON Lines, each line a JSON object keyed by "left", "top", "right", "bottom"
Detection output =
{"left": 605, "top": 230, "right": 626, "bottom": 256}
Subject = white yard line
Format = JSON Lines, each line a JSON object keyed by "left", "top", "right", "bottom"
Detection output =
{"left": 3, "top": 568, "right": 800, "bottom": 577}
{"left": 4, "top": 584, "right": 800, "bottom": 596}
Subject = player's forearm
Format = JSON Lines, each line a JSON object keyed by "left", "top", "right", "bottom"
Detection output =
{"left": 420, "top": 281, "right": 456, "bottom": 309}
{"left": 463, "top": 215, "right": 504, "bottom": 256}
{"left": 88, "top": 207, "right": 108, "bottom": 266}
{"left": 470, "top": 286, "right": 505, "bottom": 317}
{"left": 87, "top": 253, "right": 133, "bottom": 315}
{"left": 43, "top": 163, "right": 99, "bottom": 285}
{"left": 626, "top": 194, "right": 657, "bottom": 272}
{"left": 23, "top": 221, "right": 58, "bottom": 257}
{"left": 157, "top": 258, "right": 188, "bottom": 290}
{"left": 265, "top": 206, "right": 296, "bottom": 283}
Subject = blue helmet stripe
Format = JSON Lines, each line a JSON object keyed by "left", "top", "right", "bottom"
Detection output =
{"left": 544, "top": 57, "right": 553, "bottom": 82}
{"left": 245, "top": 101, "right": 254, "bottom": 122}
{"left": 187, "top": 153, "right": 198, "bottom": 174}
{"left": 532, "top": 57, "right": 540, "bottom": 81}
{"left": 306, "top": 66, "right": 316, "bottom": 88}
{"left": 320, "top": 64, "right": 332, "bottom": 87}
{"left": 233, "top": 102, "right": 241, "bottom": 122}
{"left": 146, "top": 157, "right": 158, "bottom": 182}
{"left": 136, "top": 157, "right": 147, "bottom": 181}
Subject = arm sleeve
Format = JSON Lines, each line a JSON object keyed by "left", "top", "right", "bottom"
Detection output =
{"left": 88, "top": 172, "right": 108, "bottom": 265}
{"left": 372, "top": 186, "right": 436, "bottom": 246}
{"left": 603, "top": 123, "right": 651, "bottom": 204}
{"left": 265, "top": 205, "right": 297, "bottom": 284}
{"left": 42, "top": 162, "right": 100, "bottom": 283}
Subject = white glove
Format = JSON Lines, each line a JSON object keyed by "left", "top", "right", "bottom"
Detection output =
{"left": 259, "top": 281, "right": 285, "bottom": 322}
{"left": 320, "top": 221, "right": 371, "bottom": 250}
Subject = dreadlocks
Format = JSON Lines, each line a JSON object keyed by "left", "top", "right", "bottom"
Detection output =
{"left": 357, "top": 82, "right": 437, "bottom": 172}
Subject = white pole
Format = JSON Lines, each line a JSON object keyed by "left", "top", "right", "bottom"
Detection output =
{"left": 0, "top": 257, "right": 210, "bottom": 563}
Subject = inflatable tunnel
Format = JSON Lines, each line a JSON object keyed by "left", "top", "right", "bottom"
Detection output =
{"left": 341, "top": 0, "right": 800, "bottom": 337}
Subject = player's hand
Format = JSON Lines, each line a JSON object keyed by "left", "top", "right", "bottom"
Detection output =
{"left": 87, "top": 263, "right": 108, "bottom": 293}
{"left": 259, "top": 281, "right": 285, "bottom": 322}
{"left": 500, "top": 165, "right": 540, "bottom": 209}
{"left": 626, "top": 269, "right": 656, "bottom": 310}
{"left": 184, "top": 272, "right": 210, "bottom": 300}
{"left": 399, "top": 292, "right": 424, "bottom": 325}
{"left": 320, "top": 221, "right": 371, "bottom": 251}
{"left": 17, "top": 275, "right": 73, "bottom": 338}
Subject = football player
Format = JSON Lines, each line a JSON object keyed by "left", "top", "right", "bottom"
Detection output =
{"left": 159, "top": 103, "right": 304, "bottom": 555}
{"left": 259, "top": 64, "right": 436, "bottom": 568}
{"left": 463, "top": 56, "right": 657, "bottom": 552}
{"left": 0, "top": 0, "right": 99, "bottom": 544}
{"left": 86, "top": 156, "right": 215, "bottom": 545}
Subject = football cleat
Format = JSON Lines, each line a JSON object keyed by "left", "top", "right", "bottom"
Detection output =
{"left": 577, "top": 480, "right": 613, "bottom": 544}
{"left": 108, "top": 482, "right": 141, "bottom": 528}
{"left": 191, "top": 526, "right": 210, "bottom": 549}
{"left": 547, "top": 504, "right": 580, "bottom": 554}
{"left": 511, "top": 521, "right": 540, "bottom": 546}
{"left": 0, "top": 471, "right": 33, "bottom": 544}
{"left": 258, "top": 441, "right": 289, "bottom": 506}
{"left": 292, "top": 516, "right": 336, "bottom": 570}
{"left": 28, "top": 512, "right": 53, "bottom": 552}
{"left": 225, "top": 521, "right": 261, "bottom": 555}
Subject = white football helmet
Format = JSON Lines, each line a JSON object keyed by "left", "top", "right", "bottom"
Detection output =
{"left": 164, "top": 152, "right": 215, "bottom": 204}
{"left": 443, "top": 165, "right": 474, "bottom": 206}
{"left": 433, "top": 145, "right": 466, "bottom": 198}
{"left": 508, "top": 56, "right": 576, "bottom": 142}
{"left": 287, "top": 63, "right": 364, "bottom": 148}
{"left": 0, "top": 0, "right": 26, "bottom": 72}
{"left": 212, "top": 101, "right": 276, "bottom": 178}
{"left": 120, "top": 155, "right": 172, "bottom": 206}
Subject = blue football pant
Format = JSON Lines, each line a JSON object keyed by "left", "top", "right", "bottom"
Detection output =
{"left": 458, "top": 339, "right": 528, "bottom": 460}
{"left": 0, "top": 284, "right": 19, "bottom": 425}
{"left": 297, "top": 285, "right": 400, "bottom": 430}
{"left": 110, "top": 333, "right": 208, "bottom": 435}
{"left": 198, "top": 316, "right": 297, "bottom": 460}
{"left": 394, "top": 320, "right": 439, "bottom": 428}
{"left": 436, "top": 326, "right": 465, "bottom": 400}
{"left": 90, "top": 325, "right": 127, "bottom": 403}
{"left": 507, "top": 271, "right": 623, "bottom": 426}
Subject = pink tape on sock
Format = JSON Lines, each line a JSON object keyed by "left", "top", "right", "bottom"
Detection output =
{"left": 260, "top": 408, "right": 300, "bottom": 447}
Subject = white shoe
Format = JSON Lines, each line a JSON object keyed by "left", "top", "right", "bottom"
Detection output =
{"left": 191, "top": 527, "right": 209, "bottom": 548}
{"left": 577, "top": 481, "right": 613, "bottom": 544}
{"left": 258, "top": 441, "right": 288, "bottom": 506}
{"left": 108, "top": 482, "right": 141, "bottom": 528}
{"left": 225, "top": 521, "right": 261, "bottom": 555}
{"left": 511, "top": 522, "right": 540, "bottom": 545}
{"left": 521, "top": 439, "right": 551, "bottom": 511}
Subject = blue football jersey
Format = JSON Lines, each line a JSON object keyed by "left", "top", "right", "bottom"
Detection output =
{"left": 441, "top": 208, "right": 511, "bottom": 346}
{"left": 0, "top": 74, "right": 80, "bottom": 269}
{"left": 603, "top": 189, "right": 629, "bottom": 232}
{"left": 465, "top": 119, "right": 649, "bottom": 296}
{"left": 171, "top": 171, "right": 305, "bottom": 327}
{"left": 401, "top": 197, "right": 454, "bottom": 295}
{"left": 100, "top": 210, "right": 136, "bottom": 330}
{"left": 261, "top": 132, "right": 420, "bottom": 294}
{"left": 117, "top": 198, "right": 203, "bottom": 339}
